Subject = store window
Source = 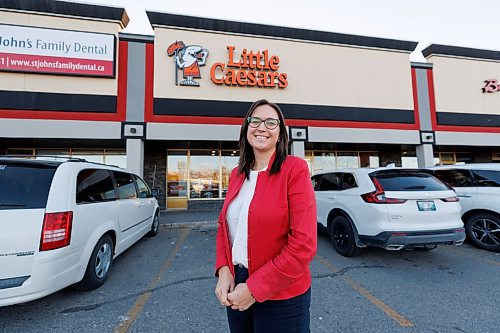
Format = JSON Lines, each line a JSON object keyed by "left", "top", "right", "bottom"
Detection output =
{"left": 360, "top": 152, "right": 379, "bottom": 168}
{"left": 36, "top": 149, "right": 70, "bottom": 160}
{"left": 337, "top": 152, "right": 359, "bottom": 169}
{"left": 189, "top": 150, "right": 220, "bottom": 199}
{"left": 167, "top": 150, "right": 188, "bottom": 198}
{"left": 5, "top": 148, "right": 35, "bottom": 157}
{"left": 402, "top": 151, "right": 439, "bottom": 167}
{"left": 435, "top": 152, "right": 472, "bottom": 166}
{"left": 71, "top": 150, "right": 104, "bottom": 164}
{"left": 221, "top": 150, "right": 239, "bottom": 198}
{"left": 309, "top": 151, "right": 371, "bottom": 173}
{"left": 103, "top": 150, "right": 127, "bottom": 168}
{"left": 313, "top": 151, "right": 336, "bottom": 172}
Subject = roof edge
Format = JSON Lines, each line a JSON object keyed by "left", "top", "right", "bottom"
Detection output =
{"left": 0, "top": 0, "right": 129, "bottom": 28}
{"left": 146, "top": 11, "right": 418, "bottom": 52}
{"left": 423, "top": 44, "right": 500, "bottom": 62}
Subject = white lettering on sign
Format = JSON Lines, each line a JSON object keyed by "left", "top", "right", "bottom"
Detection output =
{"left": 0, "top": 24, "right": 115, "bottom": 77}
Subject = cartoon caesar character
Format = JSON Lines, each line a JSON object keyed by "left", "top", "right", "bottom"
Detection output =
{"left": 167, "top": 41, "right": 209, "bottom": 86}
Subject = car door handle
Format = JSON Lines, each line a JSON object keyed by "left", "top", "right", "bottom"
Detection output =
{"left": 328, "top": 196, "right": 336, "bottom": 200}
{"left": 458, "top": 194, "right": 472, "bottom": 198}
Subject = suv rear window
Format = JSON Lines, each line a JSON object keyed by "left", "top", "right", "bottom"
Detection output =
{"left": 0, "top": 162, "right": 57, "bottom": 210}
{"left": 371, "top": 170, "right": 450, "bottom": 191}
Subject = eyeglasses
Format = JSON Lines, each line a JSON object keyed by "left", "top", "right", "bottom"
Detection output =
{"left": 247, "top": 116, "right": 280, "bottom": 130}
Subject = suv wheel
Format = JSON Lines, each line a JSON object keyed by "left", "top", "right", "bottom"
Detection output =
{"left": 330, "top": 216, "right": 362, "bottom": 257}
{"left": 147, "top": 212, "right": 160, "bottom": 237}
{"left": 76, "top": 234, "right": 114, "bottom": 290}
{"left": 465, "top": 213, "right": 500, "bottom": 252}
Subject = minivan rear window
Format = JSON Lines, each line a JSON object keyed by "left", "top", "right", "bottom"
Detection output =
{"left": 0, "top": 162, "right": 57, "bottom": 210}
{"left": 77, "top": 169, "right": 117, "bottom": 203}
{"left": 370, "top": 170, "right": 450, "bottom": 191}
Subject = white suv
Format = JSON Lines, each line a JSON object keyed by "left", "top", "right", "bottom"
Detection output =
{"left": 428, "top": 164, "right": 500, "bottom": 252}
{"left": 0, "top": 157, "right": 160, "bottom": 307}
{"left": 313, "top": 168, "right": 465, "bottom": 256}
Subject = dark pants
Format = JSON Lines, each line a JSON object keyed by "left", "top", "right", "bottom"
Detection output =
{"left": 226, "top": 265, "right": 311, "bottom": 333}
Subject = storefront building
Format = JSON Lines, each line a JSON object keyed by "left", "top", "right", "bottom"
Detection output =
{"left": 1, "top": 1, "right": 498, "bottom": 211}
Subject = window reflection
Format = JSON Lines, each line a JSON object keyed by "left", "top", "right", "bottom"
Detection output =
{"left": 189, "top": 150, "right": 220, "bottom": 199}
{"left": 337, "top": 152, "right": 359, "bottom": 169}
{"left": 71, "top": 150, "right": 104, "bottom": 164}
{"left": 221, "top": 151, "right": 239, "bottom": 198}
{"left": 309, "top": 151, "right": 375, "bottom": 171}
{"left": 167, "top": 151, "right": 188, "bottom": 198}
{"left": 313, "top": 152, "right": 336, "bottom": 172}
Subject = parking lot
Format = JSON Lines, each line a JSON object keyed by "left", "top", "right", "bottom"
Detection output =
{"left": 0, "top": 223, "right": 498, "bottom": 333}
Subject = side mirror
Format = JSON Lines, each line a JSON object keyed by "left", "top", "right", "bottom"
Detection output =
{"left": 151, "top": 188, "right": 159, "bottom": 198}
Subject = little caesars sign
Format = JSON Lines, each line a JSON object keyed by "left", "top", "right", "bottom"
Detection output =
{"left": 168, "top": 41, "right": 288, "bottom": 89}
{"left": 210, "top": 46, "right": 288, "bottom": 88}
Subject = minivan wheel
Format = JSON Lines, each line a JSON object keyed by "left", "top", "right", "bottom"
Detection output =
{"left": 147, "top": 213, "right": 160, "bottom": 237}
{"left": 465, "top": 213, "right": 500, "bottom": 252}
{"left": 330, "top": 216, "right": 362, "bottom": 257}
{"left": 75, "top": 234, "right": 114, "bottom": 291}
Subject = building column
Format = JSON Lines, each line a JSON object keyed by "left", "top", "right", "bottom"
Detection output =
{"left": 289, "top": 127, "right": 307, "bottom": 159}
{"left": 416, "top": 143, "right": 434, "bottom": 167}
{"left": 291, "top": 141, "right": 305, "bottom": 158}
{"left": 126, "top": 139, "right": 144, "bottom": 176}
{"left": 412, "top": 62, "right": 436, "bottom": 168}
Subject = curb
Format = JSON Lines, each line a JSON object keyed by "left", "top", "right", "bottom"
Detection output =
{"left": 159, "top": 221, "right": 218, "bottom": 229}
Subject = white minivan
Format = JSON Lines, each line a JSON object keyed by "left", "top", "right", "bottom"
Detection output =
{"left": 0, "top": 157, "right": 160, "bottom": 307}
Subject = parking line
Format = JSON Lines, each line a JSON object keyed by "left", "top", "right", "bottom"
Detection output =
{"left": 316, "top": 255, "right": 414, "bottom": 327}
{"left": 113, "top": 228, "right": 191, "bottom": 333}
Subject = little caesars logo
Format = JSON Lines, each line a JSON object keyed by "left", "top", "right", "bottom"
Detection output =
{"left": 167, "top": 41, "right": 288, "bottom": 89}
{"left": 167, "top": 41, "right": 209, "bottom": 86}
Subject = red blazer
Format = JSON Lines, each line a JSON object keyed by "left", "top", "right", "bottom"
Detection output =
{"left": 215, "top": 155, "right": 317, "bottom": 302}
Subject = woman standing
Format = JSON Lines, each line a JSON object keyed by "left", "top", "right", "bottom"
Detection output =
{"left": 214, "top": 99, "right": 317, "bottom": 332}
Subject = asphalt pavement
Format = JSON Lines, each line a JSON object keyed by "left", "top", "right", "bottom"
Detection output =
{"left": 1, "top": 218, "right": 500, "bottom": 332}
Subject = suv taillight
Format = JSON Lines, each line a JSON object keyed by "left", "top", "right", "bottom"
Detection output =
{"left": 441, "top": 196, "right": 459, "bottom": 202}
{"left": 40, "top": 211, "right": 73, "bottom": 251}
{"left": 361, "top": 177, "right": 407, "bottom": 204}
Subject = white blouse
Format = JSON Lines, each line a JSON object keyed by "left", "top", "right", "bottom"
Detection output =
{"left": 226, "top": 167, "right": 266, "bottom": 268}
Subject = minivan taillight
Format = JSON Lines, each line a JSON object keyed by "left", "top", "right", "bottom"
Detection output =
{"left": 40, "top": 211, "right": 73, "bottom": 251}
{"left": 361, "top": 177, "right": 407, "bottom": 204}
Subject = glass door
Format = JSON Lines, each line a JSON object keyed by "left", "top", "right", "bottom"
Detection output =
{"left": 167, "top": 150, "right": 188, "bottom": 209}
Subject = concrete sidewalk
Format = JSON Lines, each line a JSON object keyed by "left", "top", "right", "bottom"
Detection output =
{"left": 159, "top": 210, "right": 219, "bottom": 228}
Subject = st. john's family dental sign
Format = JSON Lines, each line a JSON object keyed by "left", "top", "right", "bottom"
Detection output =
{"left": 0, "top": 24, "right": 115, "bottom": 77}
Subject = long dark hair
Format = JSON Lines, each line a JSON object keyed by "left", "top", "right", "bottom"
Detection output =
{"left": 238, "top": 99, "right": 289, "bottom": 179}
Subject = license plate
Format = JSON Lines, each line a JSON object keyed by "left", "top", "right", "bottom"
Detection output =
{"left": 417, "top": 201, "right": 436, "bottom": 211}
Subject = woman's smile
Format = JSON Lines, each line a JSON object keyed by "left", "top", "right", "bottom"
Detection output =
{"left": 247, "top": 105, "right": 280, "bottom": 153}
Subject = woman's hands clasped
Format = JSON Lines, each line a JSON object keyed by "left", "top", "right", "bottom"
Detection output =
{"left": 215, "top": 266, "right": 235, "bottom": 307}
{"left": 227, "top": 282, "right": 256, "bottom": 311}
{"left": 215, "top": 266, "right": 256, "bottom": 311}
